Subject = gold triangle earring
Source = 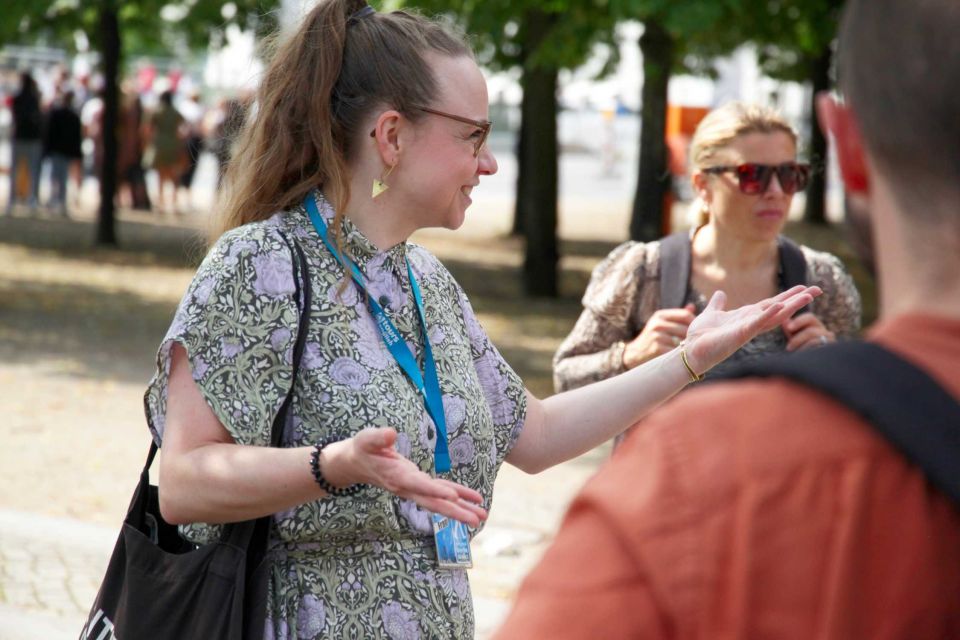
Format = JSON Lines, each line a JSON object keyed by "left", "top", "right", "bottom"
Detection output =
{"left": 372, "top": 164, "right": 396, "bottom": 199}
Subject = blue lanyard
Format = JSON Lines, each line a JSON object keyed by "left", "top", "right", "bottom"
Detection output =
{"left": 304, "top": 193, "right": 451, "bottom": 473}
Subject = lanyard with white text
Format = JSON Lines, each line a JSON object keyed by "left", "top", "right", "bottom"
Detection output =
{"left": 304, "top": 193, "right": 451, "bottom": 473}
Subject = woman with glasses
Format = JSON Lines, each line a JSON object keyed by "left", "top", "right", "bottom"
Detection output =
{"left": 555, "top": 102, "right": 861, "bottom": 413}
{"left": 146, "top": 7, "right": 820, "bottom": 638}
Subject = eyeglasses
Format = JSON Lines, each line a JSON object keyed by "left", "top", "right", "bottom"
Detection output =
{"left": 702, "top": 162, "right": 811, "bottom": 195}
{"left": 414, "top": 106, "right": 492, "bottom": 157}
{"left": 370, "top": 106, "right": 492, "bottom": 157}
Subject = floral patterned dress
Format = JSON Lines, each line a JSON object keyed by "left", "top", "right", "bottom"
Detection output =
{"left": 144, "top": 192, "right": 528, "bottom": 639}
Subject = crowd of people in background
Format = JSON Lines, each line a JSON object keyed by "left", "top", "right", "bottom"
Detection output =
{"left": 1, "top": 65, "right": 250, "bottom": 218}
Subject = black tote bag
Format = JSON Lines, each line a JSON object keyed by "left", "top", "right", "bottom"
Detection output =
{"left": 80, "top": 235, "right": 311, "bottom": 640}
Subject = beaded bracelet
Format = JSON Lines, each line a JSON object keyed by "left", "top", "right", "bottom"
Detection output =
{"left": 310, "top": 438, "right": 364, "bottom": 497}
{"left": 679, "top": 341, "right": 704, "bottom": 383}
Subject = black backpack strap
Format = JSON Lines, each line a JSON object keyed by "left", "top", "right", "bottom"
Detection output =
{"left": 720, "top": 342, "right": 960, "bottom": 505}
{"left": 777, "top": 235, "right": 810, "bottom": 316}
{"left": 658, "top": 232, "right": 692, "bottom": 310}
{"left": 659, "top": 233, "right": 809, "bottom": 313}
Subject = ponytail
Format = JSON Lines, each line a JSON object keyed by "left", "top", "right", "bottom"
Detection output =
{"left": 210, "top": 0, "right": 472, "bottom": 245}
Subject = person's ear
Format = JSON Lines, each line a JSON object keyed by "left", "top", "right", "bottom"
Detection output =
{"left": 691, "top": 170, "right": 711, "bottom": 204}
{"left": 371, "top": 110, "right": 402, "bottom": 165}
{"left": 816, "top": 92, "right": 869, "bottom": 194}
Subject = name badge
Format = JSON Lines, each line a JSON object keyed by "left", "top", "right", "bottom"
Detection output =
{"left": 431, "top": 513, "right": 473, "bottom": 568}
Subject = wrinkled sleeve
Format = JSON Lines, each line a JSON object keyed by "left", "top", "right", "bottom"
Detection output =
{"left": 144, "top": 225, "right": 300, "bottom": 448}
{"left": 805, "top": 248, "right": 862, "bottom": 338}
{"left": 455, "top": 285, "right": 528, "bottom": 461}
{"left": 553, "top": 241, "right": 652, "bottom": 392}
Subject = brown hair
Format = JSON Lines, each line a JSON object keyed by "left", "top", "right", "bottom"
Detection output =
{"left": 211, "top": 0, "right": 472, "bottom": 244}
{"left": 838, "top": 0, "right": 960, "bottom": 228}
{"left": 688, "top": 102, "right": 798, "bottom": 226}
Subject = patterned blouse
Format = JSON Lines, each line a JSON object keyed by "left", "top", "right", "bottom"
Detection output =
{"left": 144, "top": 192, "right": 528, "bottom": 639}
{"left": 554, "top": 236, "right": 862, "bottom": 392}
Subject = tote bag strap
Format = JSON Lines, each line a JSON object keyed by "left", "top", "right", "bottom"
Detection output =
{"left": 223, "top": 231, "right": 312, "bottom": 548}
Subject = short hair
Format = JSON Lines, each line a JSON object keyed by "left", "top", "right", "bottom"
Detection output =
{"left": 689, "top": 101, "right": 797, "bottom": 172}
{"left": 838, "top": 0, "right": 960, "bottom": 223}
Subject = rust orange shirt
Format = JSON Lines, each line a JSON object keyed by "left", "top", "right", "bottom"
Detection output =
{"left": 495, "top": 314, "right": 960, "bottom": 639}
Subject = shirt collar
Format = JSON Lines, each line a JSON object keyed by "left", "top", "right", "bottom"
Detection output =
{"left": 305, "top": 191, "right": 409, "bottom": 275}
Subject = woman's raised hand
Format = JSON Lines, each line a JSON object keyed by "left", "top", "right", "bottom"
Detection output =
{"left": 623, "top": 304, "right": 697, "bottom": 369}
{"left": 683, "top": 285, "right": 822, "bottom": 375}
{"left": 324, "top": 428, "right": 488, "bottom": 527}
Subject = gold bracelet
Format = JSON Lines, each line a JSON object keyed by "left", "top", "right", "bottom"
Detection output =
{"left": 679, "top": 341, "right": 703, "bottom": 383}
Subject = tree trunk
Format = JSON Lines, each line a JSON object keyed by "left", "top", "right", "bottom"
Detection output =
{"left": 519, "top": 9, "right": 559, "bottom": 297}
{"left": 630, "top": 20, "right": 674, "bottom": 242}
{"left": 97, "top": 0, "right": 120, "bottom": 246}
{"left": 803, "top": 47, "right": 831, "bottom": 225}
{"left": 511, "top": 106, "right": 528, "bottom": 236}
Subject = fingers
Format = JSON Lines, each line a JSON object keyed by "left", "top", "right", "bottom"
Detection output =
{"left": 652, "top": 320, "right": 691, "bottom": 340}
{"left": 353, "top": 427, "right": 397, "bottom": 453}
{"left": 416, "top": 495, "right": 487, "bottom": 527}
{"left": 782, "top": 312, "right": 824, "bottom": 336}
{"left": 652, "top": 308, "right": 697, "bottom": 324}
{"left": 786, "top": 327, "right": 834, "bottom": 352}
{"left": 435, "top": 478, "right": 485, "bottom": 505}
{"left": 704, "top": 290, "right": 727, "bottom": 312}
{"left": 777, "top": 293, "right": 815, "bottom": 321}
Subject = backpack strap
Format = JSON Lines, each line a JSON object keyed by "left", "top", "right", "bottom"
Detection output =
{"left": 658, "top": 232, "right": 691, "bottom": 310}
{"left": 659, "top": 232, "right": 809, "bottom": 314}
{"left": 777, "top": 235, "right": 810, "bottom": 316}
{"left": 720, "top": 342, "right": 960, "bottom": 506}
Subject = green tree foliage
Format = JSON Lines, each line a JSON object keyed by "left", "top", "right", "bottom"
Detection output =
{"left": 744, "top": 0, "right": 845, "bottom": 225}
{"left": 407, "top": 0, "right": 617, "bottom": 297}
{"left": 1, "top": 0, "right": 279, "bottom": 245}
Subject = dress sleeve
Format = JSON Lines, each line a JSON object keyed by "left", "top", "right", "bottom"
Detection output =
{"left": 552, "top": 241, "right": 652, "bottom": 392}
{"left": 804, "top": 248, "right": 863, "bottom": 338}
{"left": 455, "top": 284, "right": 528, "bottom": 460}
{"left": 144, "top": 223, "right": 300, "bottom": 447}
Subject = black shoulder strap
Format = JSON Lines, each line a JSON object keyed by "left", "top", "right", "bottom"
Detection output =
{"left": 721, "top": 342, "right": 960, "bottom": 506}
{"left": 777, "top": 235, "right": 810, "bottom": 316}
{"left": 658, "top": 232, "right": 691, "bottom": 310}
{"left": 272, "top": 234, "right": 312, "bottom": 448}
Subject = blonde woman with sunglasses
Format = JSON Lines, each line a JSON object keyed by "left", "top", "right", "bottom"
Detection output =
{"left": 555, "top": 102, "right": 861, "bottom": 414}
{"left": 145, "top": 7, "right": 821, "bottom": 637}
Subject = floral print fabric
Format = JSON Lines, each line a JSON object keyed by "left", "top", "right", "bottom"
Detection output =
{"left": 144, "top": 193, "right": 527, "bottom": 639}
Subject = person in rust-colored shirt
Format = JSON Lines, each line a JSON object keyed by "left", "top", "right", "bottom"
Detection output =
{"left": 494, "top": 1, "right": 960, "bottom": 638}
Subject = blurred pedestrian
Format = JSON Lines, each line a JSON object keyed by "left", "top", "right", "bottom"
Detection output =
{"left": 118, "top": 91, "right": 150, "bottom": 211}
{"left": 144, "top": 89, "right": 186, "bottom": 214}
{"left": 208, "top": 95, "right": 248, "bottom": 189}
{"left": 42, "top": 90, "right": 83, "bottom": 217}
{"left": 5, "top": 72, "right": 44, "bottom": 214}
{"left": 177, "top": 89, "right": 205, "bottom": 208}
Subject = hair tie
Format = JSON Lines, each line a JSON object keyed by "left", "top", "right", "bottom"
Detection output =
{"left": 347, "top": 5, "right": 376, "bottom": 24}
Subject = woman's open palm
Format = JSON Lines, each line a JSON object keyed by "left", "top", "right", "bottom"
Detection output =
{"left": 685, "top": 285, "right": 822, "bottom": 374}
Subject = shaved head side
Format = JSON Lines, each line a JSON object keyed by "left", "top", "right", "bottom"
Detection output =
{"left": 837, "top": 0, "right": 960, "bottom": 228}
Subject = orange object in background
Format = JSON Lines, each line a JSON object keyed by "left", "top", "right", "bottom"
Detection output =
{"left": 662, "top": 104, "right": 709, "bottom": 234}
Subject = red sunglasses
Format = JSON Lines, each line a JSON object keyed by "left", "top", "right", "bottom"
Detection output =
{"left": 703, "top": 162, "right": 812, "bottom": 195}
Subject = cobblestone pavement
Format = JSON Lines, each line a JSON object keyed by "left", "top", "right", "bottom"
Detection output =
{"left": 0, "top": 453, "right": 603, "bottom": 640}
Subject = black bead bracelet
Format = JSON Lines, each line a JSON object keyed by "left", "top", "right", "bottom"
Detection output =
{"left": 310, "top": 438, "right": 364, "bottom": 497}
